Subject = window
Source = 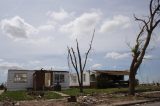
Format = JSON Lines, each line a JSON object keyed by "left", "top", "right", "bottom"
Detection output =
{"left": 60, "top": 74, "right": 64, "bottom": 83}
{"left": 71, "top": 75, "right": 77, "bottom": 83}
{"left": 14, "top": 73, "right": 27, "bottom": 83}
{"left": 55, "top": 74, "right": 59, "bottom": 83}
{"left": 54, "top": 74, "right": 65, "bottom": 83}
{"left": 90, "top": 74, "right": 96, "bottom": 82}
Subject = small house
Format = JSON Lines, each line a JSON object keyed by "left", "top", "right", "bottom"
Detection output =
{"left": 7, "top": 69, "right": 69, "bottom": 91}
{"left": 69, "top": 70, "right": 129, "bottom": 88}
{"left": 7, "top": 69, "right": 34, "bottom": 91}
{"left": 95, "top": 70, "right": 129, "bottom": 88}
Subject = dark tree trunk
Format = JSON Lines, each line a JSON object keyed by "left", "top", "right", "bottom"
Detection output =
{"left": 128, "top": 0, "right": 160, "bottom": 95}
{"left": 67, "top": 30, "right": 95, "bottom": 93}
{"left": 80, "top": 71, "right": 83, "bottom": 93}
{"left": 129, "top": 69, "right": 136, "bottom": 95}
{"left": 80, "top": 84, "right": 83, "bottom": 93}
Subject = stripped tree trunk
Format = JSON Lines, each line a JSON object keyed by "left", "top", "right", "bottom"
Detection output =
{"left": 68, "top": 30, "right": 95, "bottom": 93}
{"left": 129, "top": 0, "right": 160, "bottom": 95}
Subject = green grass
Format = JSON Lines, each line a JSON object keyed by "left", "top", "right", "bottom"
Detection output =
{"left": 61, "top": 88, "right": 128, "bottom": 96}
{"left": 1, "top": 85, "right": 159, "bottom": 101}
{"left": 44, "top": 91, "right": 62, "bottom": 99}
{"left": 135, "top": 85, "right": 160, "bottom": 92}
{"left": 61, "top": 85, "right": 160, "bottom": 96}
{"left": 0, "top": 91, "right": 34, "bottom": 101}
{"left": 0, "top": 91, "right": 62, "bottom": 101}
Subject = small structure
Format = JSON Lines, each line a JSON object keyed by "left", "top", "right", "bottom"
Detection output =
{"left": 7, "top": 69, "right": 129, "bottom": 90}
{"left": 7, "top": 69, "right": 69, "bottom": 91}
{"left": 95, "top": 70, "right": 129, "bottom": 88}
{"left": 33, "top": 70, "right": 53, "bottom": 90}
{"left": 69, "top": 70, "right": 129, "bottom": 88}
{"left": 69, "top": 71, "right": 92, "bottom": 88}
{"left": 7, "top": 69, "right": 34, "bottom": 91}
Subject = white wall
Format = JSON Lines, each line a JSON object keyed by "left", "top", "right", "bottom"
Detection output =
{"left": 7, "top": 70, "right": 35, "bottom": 91}
{"left": 69, "top": 71, "right": 90, "bottom": 87}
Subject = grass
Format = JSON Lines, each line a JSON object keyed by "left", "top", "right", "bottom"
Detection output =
{"left": 1, "top": 85, "right": 160, "bottom": 101}
{"left": 0, "top": 91, "right": 33, "bottom": 101}
{"left": 0, "top": 91, "right": 62, "bottom": 101}
{"left": 61, "top": 88, "right": 128, "bottom": 96}
{"left": 61, "top": 85, "right": 160, "bottom": 96}
{"left": 135, "top": 85, "right": 160, "bottom": 92}
{"left": 44, "top": 91, "right": 62, "bottom": 99}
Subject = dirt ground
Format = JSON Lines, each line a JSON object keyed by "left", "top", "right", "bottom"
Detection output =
{"left": 1, "top": 91, "right": 160, "bottom": 106}
{"left": 2, "top": 99, "right": 78, "bottom": 106}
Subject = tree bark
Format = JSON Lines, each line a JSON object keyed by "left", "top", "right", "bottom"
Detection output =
{"left": 129, "top": 69, "right": 136, "bottom": 95}
{"left": 128, "top": 0, "right": 160, "bottom": 95}
{"left": 80, "top": 71, "right": 83, "bottom": 93}
{"left": 67, "top": 30, "right": 95, "bottom": 93}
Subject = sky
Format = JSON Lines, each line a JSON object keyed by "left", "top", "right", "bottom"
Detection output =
{"left": 0, "top": 0, "right": 160, "bottom": 83}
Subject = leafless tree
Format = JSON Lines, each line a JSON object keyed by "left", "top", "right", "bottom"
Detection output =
{"left": 68, "top": 30, "right": 95, "bottom": 93}
{"left": 129, "top": 0, "right": 160, "bottom": 95}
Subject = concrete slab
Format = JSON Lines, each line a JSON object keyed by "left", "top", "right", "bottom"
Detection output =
{"left": 97, "top": 98, "right": 160, "bottom": 106}
{"left": 112, "top": 100, "right": 150, "bottom": 106}
{"left": 53, "top": 91, "right": 70, "bottom": 97}
{"left": 143, "top": 91, "right": 160, "bottom": 94}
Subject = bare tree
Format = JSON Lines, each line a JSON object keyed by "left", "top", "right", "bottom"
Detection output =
{"left": 129, "top": 0, "right": 160, "bottom": 95}
{"left": 67, "top": 30, "right": 95, "bottom": 93}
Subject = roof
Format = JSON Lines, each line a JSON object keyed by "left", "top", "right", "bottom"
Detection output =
{"left": 8, "top": 69, "right": 69, "bottom": 73}
{"left": 94, "top": 70, "right": 130, "bottom": 75}
{"left": 8, "top": 69, "right": 35, "bottom": 72}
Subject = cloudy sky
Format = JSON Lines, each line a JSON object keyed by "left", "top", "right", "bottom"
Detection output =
{"left": 0, "top": 0, "right": 160, "bottom": 83}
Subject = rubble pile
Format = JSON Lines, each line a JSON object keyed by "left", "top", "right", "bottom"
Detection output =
{"left": 139, "top": 91, "right": 160, "bottom": 98}
{"left": 77, "top": 94, "right": 110, "bottom": 106}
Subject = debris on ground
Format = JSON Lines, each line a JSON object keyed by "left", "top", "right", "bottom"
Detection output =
{"left": 1, "top": 91, "right": 160, "bottom": 106}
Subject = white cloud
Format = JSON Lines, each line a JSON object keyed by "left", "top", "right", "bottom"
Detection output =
{"left": 100, "top": 15, "right": 130, "bottom": 33}
{"left": 27, "top": 36, "right": 54, "bottom": 47}
{"left": 105, "top": 52, "right": 130, "bottom": 59}
{"left": 0, "top": 61, "right": 23, "bottom": 83}
{"left": 82, "top": 57, "right": 93, "bottom": 62}
{"left": 144, "top": 55, "right": 153, "bottom": 59}
{"left": 38, "top": 25, "right": 54, "bottom": 32}
{"left": 91, "top": 64, "right": 102, "bottom": 69}
{"left": 0, "top": 62, "right": 23, "bottom": 70}
{"left": 87, "top": 58, "right": 93, "bottom": 62}
{"left": 0, "top": 16, "right": 56, "bottom": 45}
{"left": 29, "top": 60, "right": 41, "bottom": 64}
{"left": 47, "top": 8, "right": 74, "bottom": 25}
{"left": 0, "top": 59, "right": 3, "bottom": 62}
{"left": 60, "top": 11, "right": 101, "bottom": 39}
{"left": 0, "top": 16, "right": 37, "bottom": 39}
{"left": 47, "top": 8, "right": 71, "bottom": 21}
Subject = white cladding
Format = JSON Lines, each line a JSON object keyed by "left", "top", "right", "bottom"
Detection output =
{"left": 69, "top": 71, "right": 91, "bottom": 87}
{"left": 7, "top": 70, "right": 34, "bottom": 91}
{"left": 7, "top": 69, "right": 70, "bottom": 91}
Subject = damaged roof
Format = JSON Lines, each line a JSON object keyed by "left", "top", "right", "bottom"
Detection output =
{"left": 94, "top": 70, "right": 130, "bottom": 75}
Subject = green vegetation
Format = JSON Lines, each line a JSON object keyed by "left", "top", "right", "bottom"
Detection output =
{"left": 61, "top": 88, "right": 128, "bottom": 96}
{"left": 0, "top": 85, "right": 160, "bottom": 101}
{"left": 0, "top": 91, "right": 33, "bottom": 101}
{"left": 0, "top": 91, "right": 62, "bottom": 101}
{"left": 62, "top": 85, "right": 160, "bottom": 96}
{"left": 135, "top": 85, "right": 160, "bottom": 92}
{"left": 44, "top": 91, "right": 62, "bottom": 99}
